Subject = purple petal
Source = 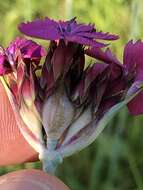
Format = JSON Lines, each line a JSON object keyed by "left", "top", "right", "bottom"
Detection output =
{"left": 19, "top": 17, "right": 118, "bottom": 47}
{"left": 86, "top": 47, "right": 123, "bottom": 81}
{"left": 123, "top": 40, "right": 136, "bottom": 78}
{"left": 90, "top": 31, "right": 119, "bottom": 40}
{"left": 7, "top": 37, "right": 46, "bottom": 62}
{"left": 77, "top": 31, "right": 119, "bottom": 41}
{"left": 19, "top": 18, "right": 59, "bottom": 40}
{"left": 132, "top": 40, "right": 143, "bottom": 81}
{"left": 51, "top": 42, "right": 75, "bottom": 80}
{"left": 85, "top": 47, "right": 121, "bottom": 64}
{"left": 123, "top": 40, "right": 143, "bottom": 115}
{"left": 69, "top": 22, "right": 94, "bottom": 34}
{"left": 51, "top": 42, "right": 66, "bottom": 80}
{"left": 20, "top": 40, "right": 46, "bottom": 60}
{"left": 123, "top": 40, "right": 143, "bottom": 81}
{"left": 66, "top": 35, "right": 108, "bottom": 47}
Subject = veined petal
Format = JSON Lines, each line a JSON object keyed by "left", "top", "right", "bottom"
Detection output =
{"left": 51, "top": 41, "right": 75, "bottom": 80}
{"left": 123, "top": 40, "right": 135, "bottom": 74}
{"left": 69, "top": 22, "right": 94, "bottom": 33}
{"left": 19, "top": 17, "right": 118, "bottom": 47}
{"left": 123, "top": 40, "right": 143, "bottom": 81}
{"left": 66, "top": 35, "right": 108, "bottom": 47}
{"left": 18, "top": 18, "right": 60, "bottom": 40}
{"left": 7, "top": 37, "right": 46, "bottom": 62}
{"left": 76, "top": 31, "right": 119, "bottom": 40}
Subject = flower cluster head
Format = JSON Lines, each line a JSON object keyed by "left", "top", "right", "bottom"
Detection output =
{"left": 0, "top": 17, "right": 143, "bottom": 173}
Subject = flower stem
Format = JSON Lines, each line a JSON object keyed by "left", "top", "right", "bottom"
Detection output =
{"left": 39, "top": 139, "right": 63, "bottom": 174}
{"left": 47, "top": 139, "right": 58, "bottom": 150}
{"left": 39, "top": 149, "right": 63, "bottom": 174}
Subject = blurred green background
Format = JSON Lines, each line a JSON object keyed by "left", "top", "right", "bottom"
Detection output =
{"left": 0, "top": 0, "right": 143, "bottom": 189}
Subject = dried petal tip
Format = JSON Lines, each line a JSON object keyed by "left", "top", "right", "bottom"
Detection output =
{"left": 18, "top": 17, "right": 118, "bottom": 47}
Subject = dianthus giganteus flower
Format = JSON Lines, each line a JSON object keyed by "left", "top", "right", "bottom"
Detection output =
{"left": 0, "top": 17, "right": 143, "bottom": 173}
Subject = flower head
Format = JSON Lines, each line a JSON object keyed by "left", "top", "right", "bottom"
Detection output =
{"left": 19, "top": 17, "right": 119, "bottom": 47}
{"left": 86, "top": 40, "right": 143, "bottom": 116}
{"left": 0, "top": 37, "right": 46, "bottom": 151}
{"left": 123, "top": 40, "right": 143, "bottom": 115}
{"left": 0, "top": 37, "right": 46, "bottom": 75}
{"left": 1, "top": 18, "right": 142, "bottom": 174}
{"left": 7, "top": 37, "right": 46, "bottom": 61}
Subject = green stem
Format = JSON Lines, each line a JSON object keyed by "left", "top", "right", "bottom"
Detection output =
{"left": 39, "top": 149, "right": 63, "bottom": 174}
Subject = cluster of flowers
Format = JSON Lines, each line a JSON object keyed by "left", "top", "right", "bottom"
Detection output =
{"left": 0, "top": 17, "right": 143, "bottom": 173}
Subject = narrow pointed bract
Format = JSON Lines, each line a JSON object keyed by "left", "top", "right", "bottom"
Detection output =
{"left": 1, "top": 17, "right": 143, "bottom": 174}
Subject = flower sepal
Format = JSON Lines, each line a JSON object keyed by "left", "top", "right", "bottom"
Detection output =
{"left": 39, "top": 147, "right": 63, "bottom": 174}
{"left": 58, "top": 86, "right": 143, "bottom": 158}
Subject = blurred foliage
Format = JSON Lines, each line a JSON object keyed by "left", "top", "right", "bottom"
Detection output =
{"left": 0, "top": 0, "right": 143, "bottom": 189}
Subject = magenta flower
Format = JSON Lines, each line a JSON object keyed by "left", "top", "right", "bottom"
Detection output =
{"left": 0, "top": 18, "right": 142, "bottom": 174}
{"left": 0, "top": 37, "right": 46, "bottom": 75}
{"left": 18, "top": 17, "right": 119, "bottom": 47}
{"left": 7, "top": 37, "right": 46, "bottom": 61}
{"left": 0, "top": 37, "right": 46, "bottom": 152}
{"left": 123, "top": 40, "right": 143, "bottom": 115}
{"left": 86, "top": 40, "right": 143, "bottom": 116}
